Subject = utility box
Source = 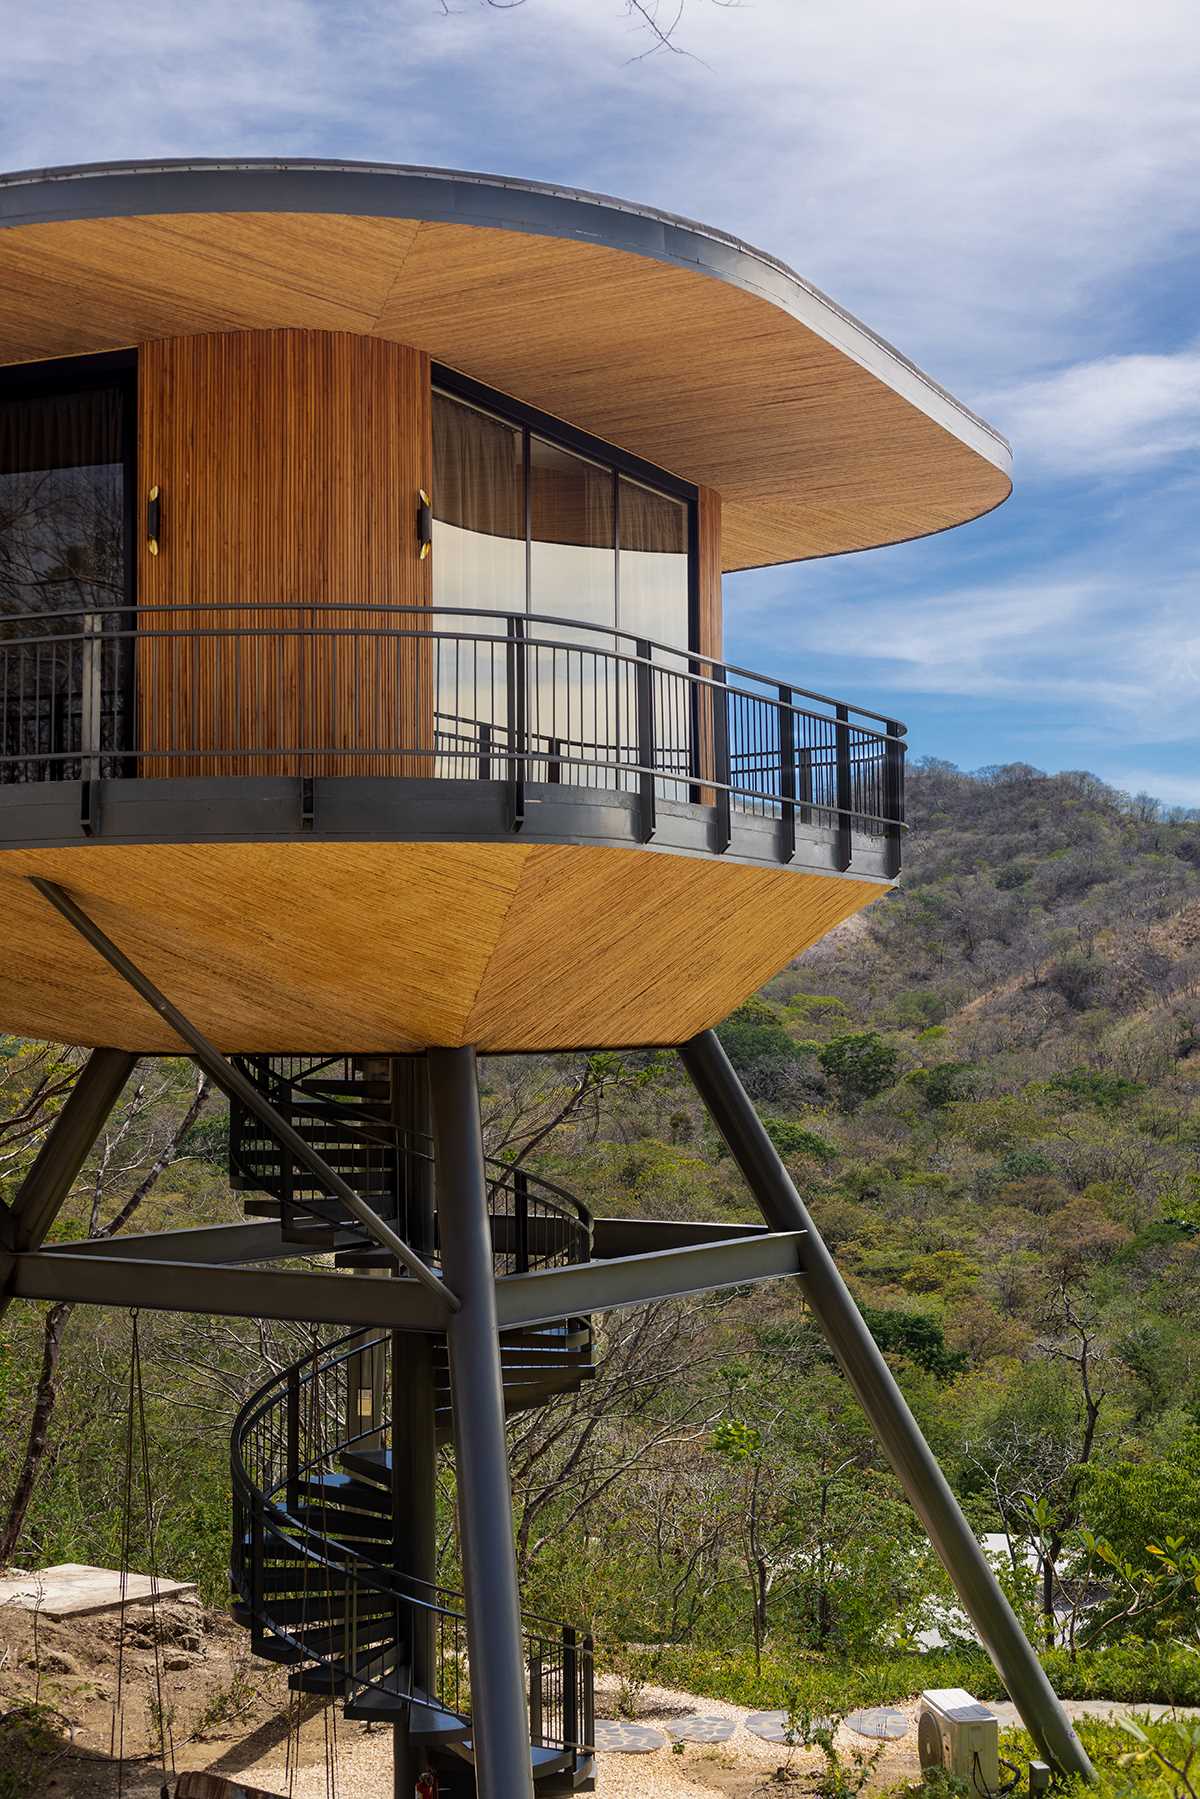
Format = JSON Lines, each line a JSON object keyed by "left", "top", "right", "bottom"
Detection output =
{"left": 919, "top": 1689, "right": 1000, "bottom": 1790}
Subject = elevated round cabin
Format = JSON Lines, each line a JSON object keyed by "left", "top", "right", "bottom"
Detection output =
{"left": 0, "top": 164, "right": 1094, "bottom": 1799}
{"left": 0, "top": 160, "right": 1011, "bottom": 1056}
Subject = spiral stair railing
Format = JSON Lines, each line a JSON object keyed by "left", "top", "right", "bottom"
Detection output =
{"left": 230, "top": 1329, "right": 595, "bottom": 1769}
{"left": 227, "top": 1053, "right": 597, "bottom": 1786}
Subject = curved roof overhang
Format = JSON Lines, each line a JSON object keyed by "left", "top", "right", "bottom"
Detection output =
{"left": 0, "top": 158, "right": 1012, "bottom": 570}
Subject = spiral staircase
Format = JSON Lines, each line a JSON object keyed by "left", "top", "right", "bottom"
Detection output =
{"left": 226, "top": 1056, "right": 597, "bottom": 1794}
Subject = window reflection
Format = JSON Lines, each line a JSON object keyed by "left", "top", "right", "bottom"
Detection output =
{"left": 0, "top": 383, "right": 129, "bottom": 781}
{"left": 431, "top": 395, "right": 524, "bottom": 773}
{"left": 431, "top": 387, "right": 695, "bottom": 794}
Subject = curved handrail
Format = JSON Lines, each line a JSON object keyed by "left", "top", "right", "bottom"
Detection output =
{"left": 229, "top": 1053, "right": 593, "bottom": 1265}
{"left": 0, "top": 600, "right": 906, "bottom": 733}
{"left": 230, "top": 1318, "right": 595, "bottom": 1751}
{"left": 0, "top": 603, "right": 905, "bottom": 860}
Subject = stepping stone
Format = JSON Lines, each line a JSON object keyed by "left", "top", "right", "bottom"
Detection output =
{"left": 666, "top": 1714, "right": 737, "bottom": 1743}
{"left": 746, "top": 1710, "right": 836, "bottom": 1743}
{"left": 593, "top": 1719, "right": 668, "bottom": 1753}
{"left": 846, "top": 1707, "right": 909, "bottom": 1741}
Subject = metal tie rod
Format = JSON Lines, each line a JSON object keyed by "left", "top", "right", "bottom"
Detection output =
{"left": 29, "top": 878, "right": 457, "bottom": 1313}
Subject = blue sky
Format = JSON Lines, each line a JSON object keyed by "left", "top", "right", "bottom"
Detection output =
{"left": 5, "top": 0, "right": 1199, "bottom": 802}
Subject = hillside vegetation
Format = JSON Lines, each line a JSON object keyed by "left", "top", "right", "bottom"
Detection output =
{"left": 2, "top": 760, "right": 1199, "bottom": 1736}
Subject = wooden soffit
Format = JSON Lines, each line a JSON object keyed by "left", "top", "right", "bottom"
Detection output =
{"left": 0, "top": 160, "right": 1012, "bottom": 569}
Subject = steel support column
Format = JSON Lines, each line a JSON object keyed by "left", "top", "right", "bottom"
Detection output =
{"left": 428, "top": 1046, "right": 534, "bottom": 1799}
{"left": 389, "top": 1055, "right": 438, "bottom": 1799}
{"left": 0, "top": 1046, "right": 137, "bottom": 1319}
{"left": 680, "top": 1029, "right": 1095, "bottom": 1785}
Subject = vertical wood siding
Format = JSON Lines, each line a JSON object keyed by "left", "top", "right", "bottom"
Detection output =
{"left": 695, "top": 485, "right": 723, "bottom": 793}
{"left": 137, "top": 329, "right": 432, "bottom": 775}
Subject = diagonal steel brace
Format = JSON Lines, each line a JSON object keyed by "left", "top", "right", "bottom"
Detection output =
{"left": 29, "top": 877, "right": 457, "bottom": 1313}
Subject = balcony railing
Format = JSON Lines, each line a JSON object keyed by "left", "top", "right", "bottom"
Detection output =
{"left": 0, "top": 604, "right": 905, "bottom": 873}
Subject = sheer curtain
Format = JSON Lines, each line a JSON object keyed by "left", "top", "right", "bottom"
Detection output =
{"left": 432, "top": 393, "right": 525, "bottom": 771}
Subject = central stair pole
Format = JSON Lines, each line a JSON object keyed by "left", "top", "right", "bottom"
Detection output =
{"left": 428, "top": 1046, "right": 535, "bottom": 1799}
{"left": 389, "top": 1056, "right": 439, "bottom": 1799}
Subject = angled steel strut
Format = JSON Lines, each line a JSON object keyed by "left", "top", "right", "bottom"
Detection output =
{"left": 681, "top": 1028, "right": 1096, "bottom": 1786}
{"left": 0, "top": 1045, "right": 138, "bottom": 1321}
{"left": 28, "top": 878, "right": 456, "bottom": 1313}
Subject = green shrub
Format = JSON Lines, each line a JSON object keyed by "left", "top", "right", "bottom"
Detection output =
{"left": 859, "top": 1305, "right": 968, "bottom": 1380}
{"left": 764, "top": 1118, "right": 837, "bottom": 1163}
{"left": 819, "top": 1032, "right": 900, "bottom": 1111}
{"left": 1050, "top": 1069, "right": 1145, "bottom": 1114}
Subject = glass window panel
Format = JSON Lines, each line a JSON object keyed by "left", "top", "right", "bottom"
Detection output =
{"left": 0, "top": 383, "right": 128, "bottom": 782}
{"left": 529, "top": 438, "right": 617, "bottom": 784}
{"left": 431, "top": 392, "right": 526, "bottom": 775}
{"left": 0, "top": 386, "right": 125, "bottom": 620}
{"left": 618, "top": 477, "right": 688, "bottom": 650}
{"left": 619, "top": 476, "right": 691, "bottom": 797}
{"left": 529, "top": 437, "right": 614, "bottom": 630}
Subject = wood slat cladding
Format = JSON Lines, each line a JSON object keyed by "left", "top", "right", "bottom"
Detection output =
{"left": 0, "top": 840, "right": 884, "bottom": 1053}
{"left": 696, "top": 487, "right": 723, "bottom": 664}
{"left": 137, "top": 329, "right": 432, "bottom": 776}
{"left": 0, "top": 205, "right": 1011, "bottom": 569}
{"left": 695, "top": 486, "right": 723, "bottom": 794}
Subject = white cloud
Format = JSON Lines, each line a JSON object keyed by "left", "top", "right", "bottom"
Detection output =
{"left": 1110, "top": 770, "right": 1200, "bottom": 809}
{"left": 991, "top": 347, "right": 1200, "bottom": 476}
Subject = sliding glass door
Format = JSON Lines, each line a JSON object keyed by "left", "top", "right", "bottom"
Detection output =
{"left": 431, "top": 381, "right": 695, "bottom": 795}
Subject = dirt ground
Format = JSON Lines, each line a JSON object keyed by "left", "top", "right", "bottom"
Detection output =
{"left": 0, "top": 1597, "right": 927, "bottom": 1797}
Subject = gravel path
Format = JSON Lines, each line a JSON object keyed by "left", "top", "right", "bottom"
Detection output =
{"left": 181, "top": 1686, "right": 1200, "bottom": 1798}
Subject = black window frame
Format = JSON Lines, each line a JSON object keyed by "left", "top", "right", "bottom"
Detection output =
{"left": 431, "top": 363, "right": 700, "bottom": 656}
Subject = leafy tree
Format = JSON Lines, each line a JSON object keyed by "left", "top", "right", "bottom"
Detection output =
{"left": 818, "top": 1032, "right": 899, "bottom": 1111}
{"left": 860, "top": 1306, "right": 968, "bottom": 1379}
{"left": 1050, "top": 1068, "right": 1145, "bottom": 1114}
{"left": 763, "top": 1118, "right": 836, "bottom": 1164}
{"left": 910, "top": 1060, "right": 977, "bottom": 1109}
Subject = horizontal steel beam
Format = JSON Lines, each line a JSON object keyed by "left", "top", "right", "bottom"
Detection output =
{"left": 591, "top": 1216, "right": 768, "bottom": 1259}
{"left": 43, "top": 1219, "right": 358, "bottom": 1264}
{"left": 13, "top": 1231, "right": 805, "bottom": 1332}
{"left": 9, "top": 1251, "right": 449, "bottom": 1331}
{"left": 493, "top": 1230, "right": 805, "bottom": 1329}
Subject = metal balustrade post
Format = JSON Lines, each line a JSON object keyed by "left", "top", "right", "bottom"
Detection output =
{"left": 79, "top": 610, "right": 102, "bottom": 833}
{"left": 506, "top": 615, "right": 526, "bottom": 831}
{"left": 834, "top": 702, "right": 853, "bottom": 872}
{"left": 562, "top": 1626, "right": 578, "bottom": 1750}
{"left": 711, "top": 663, "right": 732, "bottom": 854}
{"left": 635, "top": 638, "right": 656, "bottom": 843}
{"left": 582, "top": 1634, "right": 595, "bottom": 1752}
{"left": 529, "top": 1649, "right": 543, "bottom": 1747}
{"left": 778, "top": 685, "right": 796, "bottom": 864}
{"left": 478, "top": 720, "right": 493, "bottom": 782}
{"left": 884, "top": 720, "right": 905, "bottom": 880}
{"left": 429, "top": 1045, "right": 535, "bottom": 1799}
{"left": 679, "top": 1030, "right": 1096, "bottom": 1786}
{"left": 286, "top": 1363, "right": 301, "bottom": 1513}
{"left": 515, "top": 1168, "right": 530, "bottom": 1275}
{"left": 799, "top": 742, "right": 813, "bottom": 828}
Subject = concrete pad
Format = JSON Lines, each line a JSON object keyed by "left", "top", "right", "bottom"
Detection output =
{"left": 0, "top": 1563, "right": 198, "bottom": 1619}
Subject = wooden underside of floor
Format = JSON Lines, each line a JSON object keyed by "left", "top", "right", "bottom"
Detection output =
{"left": 0, "top": 841, "right": 884, "bottom": 1052}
